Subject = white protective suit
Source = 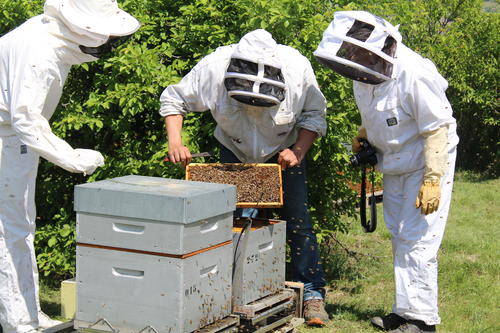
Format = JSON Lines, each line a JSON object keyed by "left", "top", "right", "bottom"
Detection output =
{"left": 315, "top": 11, "right": 459, "bottom": 325}
{"left": 0, "top": 1, "right": 139, "bottom": 332}
{"left": 159, "top": 29, "right": 327, "bottom": 163}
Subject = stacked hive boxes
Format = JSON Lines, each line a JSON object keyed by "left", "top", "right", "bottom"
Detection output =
{"left": 232, "top": 218, "right": 286, "bottom": 307}
{"left": 186, "top": 163, "right": 287, "bottom": 309}
{"left": 73, "top": 175, "right": 236, "bottom": 333}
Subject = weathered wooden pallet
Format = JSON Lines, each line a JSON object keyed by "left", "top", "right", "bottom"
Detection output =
{"left": 232, "top": 288, "right": 296, "bottom": 319}
{"left": 194, "top": 315, "right": 240, "bottom": 333}
{"left": 43, "top": 315, "right": 239, "bottom": 333}
{"left": 35, "top": 284, "right": 304, "bottom": 333}
{"left": 272, "top": 317, "right": 305, "bottom": 333}
{"left": 34, "top": 313, "right": 301, "bottom": 333}
{"left": 283, "top": 281, "right": 304, "bottom": 319}
{"left": 42, "top": 322, "right": 75, "bottom": 333}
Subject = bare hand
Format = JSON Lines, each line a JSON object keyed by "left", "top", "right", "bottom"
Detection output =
{"left": 167, "top": 143, "right": 191, "bottom": 167}
{"left": 278, "top": 148, "right": 300, "bottom": 170}
{"left": 352, "top": 128, "right": 368, "bottom": 153}
{"left": 352, "top": 136, "right": 363, "bottom": 153}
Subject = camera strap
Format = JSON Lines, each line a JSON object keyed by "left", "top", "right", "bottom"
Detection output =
{"left": 360, "top": 167, "right": 377, "bottom": 232}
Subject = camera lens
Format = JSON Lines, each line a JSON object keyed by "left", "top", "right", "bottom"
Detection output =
{"left": 350, "top": 155, "right": 360, "bottom": 167}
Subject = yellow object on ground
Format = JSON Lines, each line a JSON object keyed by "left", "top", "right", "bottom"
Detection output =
{"left": 60, "top": 278, "right": 76, "bottom": 319}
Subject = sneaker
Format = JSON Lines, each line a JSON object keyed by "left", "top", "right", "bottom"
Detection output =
{"left": 388, "top": 320, "right": 436, "bottom": 333}
{"left": 38, "top": 311, "right": 63, "bottom": 329}
{"left": 303, "top": 299, "right": 329, "bottom": 326}
{"left": 371, "top": 313, "right": 407, "bottom": 330}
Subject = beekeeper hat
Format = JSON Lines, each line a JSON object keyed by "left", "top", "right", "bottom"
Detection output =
{"left": 231, "top": 29, "right": 281, "bottom": 68}
{"left": 314, "top": 11, "right": 401, "bottom": 84}
{"left": 57, "top": 0, "right": 140, "bottom": 39}
{"left": 224, "top": 29, "right": 286, "bottom": 107}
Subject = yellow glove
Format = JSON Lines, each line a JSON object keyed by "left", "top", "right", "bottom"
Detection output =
{"left": 415, "top": 179, "right": 441, "bottom": 215}
{"left": 352, "top": 127, "right": 367, "bottom": 153}
{"left": 415, "top": 126, "right": 448, "bottom": 215}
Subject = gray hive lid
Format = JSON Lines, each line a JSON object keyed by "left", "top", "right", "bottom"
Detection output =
{"left": 74, "top": 175, "right": 236, "bottom": 224}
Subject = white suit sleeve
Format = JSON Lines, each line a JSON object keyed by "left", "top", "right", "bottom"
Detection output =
{"left": 295, "top": 63, "right": 327, "bottom": 136}
{"left": 400, "top": 64, "right": 455, "bottom": 134}
{"left": 159, "top": 56, "right": 219, "bottom": 117}
{"left": 10, "top": 64, "right": 103, "bottom": 174}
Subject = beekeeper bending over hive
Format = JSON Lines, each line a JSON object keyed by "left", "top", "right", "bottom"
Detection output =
{"left": 160, "top": 29, "right": 330, "bottom": 326}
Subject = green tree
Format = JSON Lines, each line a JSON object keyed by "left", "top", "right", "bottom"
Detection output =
{"left": 1, "top": 0, "right": 497, "bottom": 281}
{"left": 354, "top": 0, "right": 499, "bottom": 176}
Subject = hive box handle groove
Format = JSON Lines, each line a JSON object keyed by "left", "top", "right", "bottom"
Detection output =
{"left": 258, "top": 241, "right": 274, "bottom": 252}
{"left": 112, "top": 267, "right": 145, "bottom": 278}
{"left": 112, "top": 222, "right": 145, "bottom": 234}
{"left": 200, "top": 265, "right": 218, "bottom": 277}
{"left": 200, "top": 221, "right": 218, "bottom": 234}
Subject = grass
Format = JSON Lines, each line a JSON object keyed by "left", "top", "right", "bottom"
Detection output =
{"left": 40, "top": 283, "right": 64, "bottom": 321}
{"left": 483, "top": 0, "right": 500, "bottom": 13}
{"left": 40, "top": 172, "right": 500, "bottom": 332}
{"left": 297, "top": 172, "right": 500, "bottom": 332}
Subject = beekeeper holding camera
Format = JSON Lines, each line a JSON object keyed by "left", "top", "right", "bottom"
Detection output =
{"left": 314, "top": 11, "right": 459, "bottom": 333}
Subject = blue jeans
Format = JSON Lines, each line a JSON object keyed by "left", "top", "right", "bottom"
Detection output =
{"left": 220, "top": 145, "right": 326, "bottom": 300}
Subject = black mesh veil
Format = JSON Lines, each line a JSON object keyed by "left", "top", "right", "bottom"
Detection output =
{"left": 224, "top": 58, "right": 285, "bottom": 106}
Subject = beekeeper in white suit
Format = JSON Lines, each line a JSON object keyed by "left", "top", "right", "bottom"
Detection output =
{"left": 160, "top": 29, "right": 330, "bottom": 326}
{"left": 315, "top": 11, "right": 459, "bottom": 333}
{"left": 0, "top": 1, "right": 139, "bottom": 332}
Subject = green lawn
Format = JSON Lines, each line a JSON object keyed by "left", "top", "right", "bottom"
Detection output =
{"left": 41, "top": 173, "right": 500, "bottom": 332}
{"left": 298, "top": 173, "right": 500, "bottom": 332}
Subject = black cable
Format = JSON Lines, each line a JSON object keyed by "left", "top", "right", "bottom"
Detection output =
{"left": 360, "top": 167, "right": 367, "bottom": 230}
{"left": 232, "top": 217, "right": 253, "bottom": 279}
{"left": 369, "top": 167, "right": 377, "bottom": 231}
{"left": 360, "top": 167, "right": 377, "bottom": 233}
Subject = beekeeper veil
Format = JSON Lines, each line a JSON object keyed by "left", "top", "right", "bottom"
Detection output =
{"left": 224, "top": 29, "right": 286, "bottom": 107}
{"left": 314, "top": 11, "right": 401, "bottom": 84}
{"left": 44, "top": 0, "right": 140, "bottom": 58}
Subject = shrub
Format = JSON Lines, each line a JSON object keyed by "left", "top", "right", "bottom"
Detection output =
{"left": 1, "top": 0, "right": 496, "bottom": 282}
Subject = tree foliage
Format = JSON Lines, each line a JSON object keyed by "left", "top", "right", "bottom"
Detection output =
{"left": 0, "top": 0, "right": 497, "bottom": 281}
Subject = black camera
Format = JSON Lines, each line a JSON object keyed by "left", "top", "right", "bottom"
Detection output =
{"left": 350, "top": 139, "right": 378, "bottom": 167}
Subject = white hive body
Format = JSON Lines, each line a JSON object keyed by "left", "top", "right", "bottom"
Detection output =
{"left": 232, "top": 218, "right": 286, "bottom": 307}
{"left": 73, "top": 175, "right": 236, "bottom": 333}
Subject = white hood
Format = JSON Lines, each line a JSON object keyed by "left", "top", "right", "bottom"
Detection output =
{"left": 314, "top": 11, "right": 402, "bottom": 83}
{"left": 44, "top": 0, "right": 140, "bottom": 47}
{"left": 231, "top": 29, "right": 281, "bottom": 68}
{"left": 224, "top": 29, "right": 286, "bottom": 107}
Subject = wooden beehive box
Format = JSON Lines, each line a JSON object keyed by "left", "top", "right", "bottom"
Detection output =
{"left": 186, "top": 163, "right": 283, "bottom": 208}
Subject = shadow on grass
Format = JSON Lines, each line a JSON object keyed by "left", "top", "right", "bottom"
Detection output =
{"left": 455, "top": 169, "right": 497, "bottom": 182}
{"left": 41, "top": 298, "right": 60, "bottom": 318}
{"left": 326, "top": 302, "right": 386, "bottom": 321}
